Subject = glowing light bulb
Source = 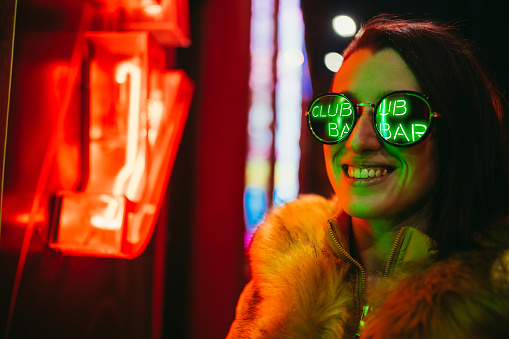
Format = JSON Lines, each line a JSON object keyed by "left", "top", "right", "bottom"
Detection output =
{"left": 144, "top": 4, "right": 163, "bottom": 16}
{"left": 332, "top": 15, "right": 357, "bottom": 38}
{"left": 324, "top": 52, "right": 343, "bottom": 72}
{"left": 283, "top": 48, "right": 304, "bottom": 67}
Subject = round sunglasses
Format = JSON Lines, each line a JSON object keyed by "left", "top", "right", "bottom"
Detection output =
{"left": 306, "top": 91, "right": 442, "bottom": 147}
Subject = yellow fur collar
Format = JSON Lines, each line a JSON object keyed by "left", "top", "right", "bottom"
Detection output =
{"left": 228, "top": 195, "right": 509, "bottom": 338}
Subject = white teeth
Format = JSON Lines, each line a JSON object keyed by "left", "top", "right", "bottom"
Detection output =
{"left": 347, "top": 166, "right": 391, "bottom": 179}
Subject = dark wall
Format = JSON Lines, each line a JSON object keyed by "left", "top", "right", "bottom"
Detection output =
{"left": 165, "top": 0, "right": 250, "bottom": 338}
{"left": 302, "top": 0, "right": 509, "bottom": 95}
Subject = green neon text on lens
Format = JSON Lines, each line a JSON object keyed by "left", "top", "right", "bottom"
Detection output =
{"left": 311, "top": 100, "right": 353, "bottom": 118}
{"left": 377, "top": 97, "right": 428, "bottom": 143}
{"left": 378, "top": 98, "right": 407, "bottom": 116}
{"left": 379, "top": 123, "right": 427, "bottom": 142}
{"left": 328, "top": 122, "right": 351, "bottom": 138}
{"left": 310, "top": 94, "right": 431, "bottom": 144}
{"left": 394, "top": 124, "right": 410, "bottom": 142}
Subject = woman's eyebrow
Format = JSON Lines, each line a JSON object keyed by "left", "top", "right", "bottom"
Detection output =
{"left": 340, "top": 90, "right": 397, "bottom": 104}
{"left": 341, "top": 90, "right": 359, "bottom": 102}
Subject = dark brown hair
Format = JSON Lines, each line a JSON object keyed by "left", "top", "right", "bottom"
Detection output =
{"left": 343, "top": 14, "right": 509, "bottom": 257}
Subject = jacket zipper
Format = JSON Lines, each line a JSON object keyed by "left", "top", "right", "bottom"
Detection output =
{"left": 383, "top": 226, "right": 407, "bottom": 277}
{"left": 327, "top": 222, "right": 366, "bottom": 304}
{"left": 327, "top": 222, "right": 407, "bottom": 337}
{"left": 327, "top": 222, "right": 367, "bottom": 337}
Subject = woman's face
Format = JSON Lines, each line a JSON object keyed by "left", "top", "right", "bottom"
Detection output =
{"left": 325, "top": 48, "right": 439, "bottom": 225}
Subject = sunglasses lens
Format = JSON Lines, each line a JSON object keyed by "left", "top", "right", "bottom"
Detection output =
{"left": 375, "top": 93, "right": 432, "bottom": 146}
{"left": 307, "top": 94, "right": 355, "bottom": 144}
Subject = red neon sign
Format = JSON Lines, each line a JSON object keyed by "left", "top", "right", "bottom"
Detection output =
{"left": 49, "top": 32, "right": 193, "bottom": 258}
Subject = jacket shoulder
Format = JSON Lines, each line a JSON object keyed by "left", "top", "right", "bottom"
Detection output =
{"left": 248, "top": 194, "right": 338, "bottom": 264}
{"left": 227, "top": 194, "right": 354, "bottom": 338}
{"left": 362, "top": 236, "right": 509, "bottom": 338}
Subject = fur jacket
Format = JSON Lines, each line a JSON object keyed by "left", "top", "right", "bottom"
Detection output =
{"left": 227, "top": 194, "right": 509, "bottom": 339}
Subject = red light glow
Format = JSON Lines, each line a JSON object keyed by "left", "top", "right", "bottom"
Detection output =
{"left": 49, "top": 32, "right": 193, "bottom": 258}
{"left": 144, "top": 4, "right": 163, "bottom": 16}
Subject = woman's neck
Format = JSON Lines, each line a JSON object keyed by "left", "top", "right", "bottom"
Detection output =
{"left": 350, "top": 218, "right": 400, "bottom": 277}
{"left": 349, "top": 205, "right": 431, "bottom": 279}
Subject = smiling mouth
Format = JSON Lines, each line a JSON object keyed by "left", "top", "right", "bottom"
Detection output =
{"left": 342, "top": 165, "right": 395, "bottom": 179}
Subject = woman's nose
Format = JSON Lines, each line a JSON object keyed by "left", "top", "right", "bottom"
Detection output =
{"left": 345, "top": 107, "right": 382, "bottom": 154}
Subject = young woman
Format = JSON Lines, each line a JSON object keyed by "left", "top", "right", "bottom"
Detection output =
{"left": 228, "top": 15, "right": 509, "bottom": 338}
